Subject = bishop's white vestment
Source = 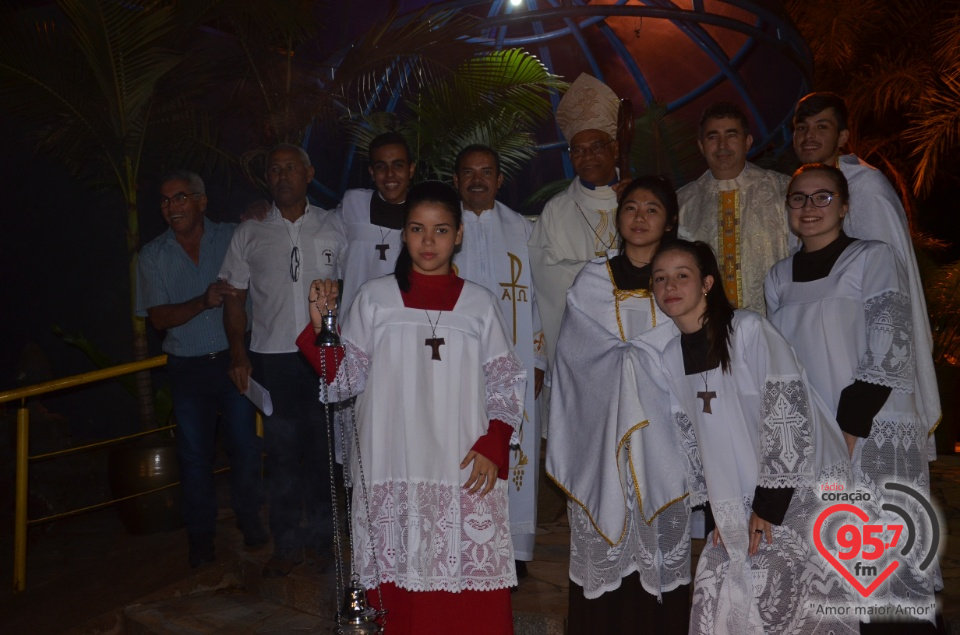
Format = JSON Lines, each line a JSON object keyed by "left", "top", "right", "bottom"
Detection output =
{"left": 528, "top": 179, "right": 619, "bottom": 374}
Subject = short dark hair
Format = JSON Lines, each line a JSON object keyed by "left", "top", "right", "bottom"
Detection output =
{"left": 454, "top": 144, "right": 502, "bottom": 175}
{"left": 793, "top": 92, "right": 849, "bottom": 132}
{"left": 616, "top": 175, "right": 679, "bottom": 252}
{"left": 699, "top": 102, "right": 750, "bottom": 138}
{"left": 368, "top": 132, "right": 412, "bottom": 162}
{"left": 160, "top": 170, "right": 205, "bottom": 196}
{"left": 790, "top": 163, "right": 850, "bottom": 206}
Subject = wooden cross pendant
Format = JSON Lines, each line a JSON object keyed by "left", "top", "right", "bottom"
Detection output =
{"left": 375, "top": 244, "right": 390, "bottom": 261}
{"left": 425, "top": 337, "right": 445, "bottom": 361}
{"left": 697, "top": 390, "right": 717, "bottom": 414}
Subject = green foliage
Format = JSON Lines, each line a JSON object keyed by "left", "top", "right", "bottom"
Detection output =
{"left": 346, "top": 48, "right": 565, "bottom": 185}
{"left": 785, "top": 0, "right": 960, "bottom": 200}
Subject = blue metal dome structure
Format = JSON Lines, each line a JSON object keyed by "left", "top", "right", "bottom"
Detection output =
{"left": 315, "top": 0, "right": 811, "bottom": 201}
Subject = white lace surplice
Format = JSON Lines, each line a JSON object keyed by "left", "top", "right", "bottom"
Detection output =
{"left": 766, "top": 240, "right": 941, "bottom": 616}
{"left": 661, "top": 311, "right": 854, "bottom": 635}
{"left": 324, "top": 276, "right": 526, "bottom": 592}
{"left": 839, "top": 155, "right": 940, "bottom": 436}
{"left": 547, "top": 259, "right": 690, "bottom": 599}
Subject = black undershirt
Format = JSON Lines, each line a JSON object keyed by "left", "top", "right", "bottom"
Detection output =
{"left": 681, "top": 326, "right": 793, "bottom": 525}
{"left": 369, "top": 192, "right": 405, "bottom": 230}
{"left": 608, "top": 254, "right": 651, "bottom": 291}
{"left": 792, "top": 232, "right": 892, "bottom": 438}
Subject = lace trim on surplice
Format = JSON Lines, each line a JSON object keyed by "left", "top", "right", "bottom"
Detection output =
{"left": 757, "top": 379, "right": 815, "bottom": 489}
{"left": 322, "top": 339, "right": 369, "bottom": 402}
{"left": 858, "top": 289, "right": 915, "bottom": 393}
{"left": 676, "top": 410, "right": 708, "bottom": 507}
{"left": 483, "top": 350, "right": 525, "bottom": 428}
{"left": 352, "top": 480, "right": 515, "bottom": 592}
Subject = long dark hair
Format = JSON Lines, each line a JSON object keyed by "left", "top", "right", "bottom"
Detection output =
{"left": 654, "top": 239, "right": 735, "bottom": 372}
{"left": 616, "top": 175, "right": 679, "bottom": 254}
{"left": 394, "top": 181, "right": 463, "bottom": 292}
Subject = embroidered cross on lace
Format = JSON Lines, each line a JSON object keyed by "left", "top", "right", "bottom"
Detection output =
{"left": 765, "top": 391, "right": 806, "bottom": 471}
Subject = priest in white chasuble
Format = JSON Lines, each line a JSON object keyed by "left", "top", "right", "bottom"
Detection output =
{"left": 677, "top": 101, "right": 790, "bottom": 315}
{"left": 529, "top": 73, "right": 624, "bottom": 375}
{"left": 453, "top": 144, "right": 546, "bottom": 575}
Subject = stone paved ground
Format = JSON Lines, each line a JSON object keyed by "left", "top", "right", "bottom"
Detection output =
{"left": 2, "top": 453, "right": 959, "bottom": 633}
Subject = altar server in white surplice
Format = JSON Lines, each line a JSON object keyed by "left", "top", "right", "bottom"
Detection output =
{"left": 337, "top": 132, "right": 415, "bottom": 313}
{"left": 547, "top": 176, "right": 691, "bottom": 634}
{"left": 648, "top": 240, "right": 854, "bottom": 635}
{"left": 452, "top": 145, "right": 546, "bottom": 575}
{"left": 792, "top": 92, "right": 940, "bottom": 440}
{"left": 766, "top": 164, "right": 941, "bottom": 631}
{"left": 299, "top": 182, "right": 525, "bottom": 634}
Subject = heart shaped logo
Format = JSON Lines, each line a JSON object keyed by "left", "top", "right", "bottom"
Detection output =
{"left": 813, "top": 503, "right": 899, "bottom": 597}
{"left": 463, "top": 513, "right": 496, "bottom": 544}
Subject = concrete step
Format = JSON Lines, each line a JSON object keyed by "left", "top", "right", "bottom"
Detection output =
{"left": 123, "top": 589, "right": 335, "bottom": 634}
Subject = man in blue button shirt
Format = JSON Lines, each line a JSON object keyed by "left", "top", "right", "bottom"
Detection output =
{"left": 136, "top": 170, "right": 266, "bottom": 568}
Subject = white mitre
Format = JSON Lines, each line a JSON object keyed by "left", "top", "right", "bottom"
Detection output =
{"left": 555, "top": 73, "right": 619, "bottom": 141}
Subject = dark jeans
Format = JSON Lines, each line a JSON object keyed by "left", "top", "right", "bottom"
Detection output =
{"left": 251, "top": 351, "right": 335, "bottom": 558}
{"left": 167, "top": 352, "right": 263, "bottom": 538}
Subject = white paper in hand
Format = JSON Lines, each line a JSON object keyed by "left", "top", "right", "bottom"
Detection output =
{"left": 244, "top": 377, "right": 274, "bottom": 416}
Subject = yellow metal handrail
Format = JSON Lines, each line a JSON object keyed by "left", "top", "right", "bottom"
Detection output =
{"left": 2, "top": 355, "right": 168, "bottom": 593}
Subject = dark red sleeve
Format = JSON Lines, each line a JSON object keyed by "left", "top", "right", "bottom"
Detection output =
{"left": 296, "top": 324, "right": 344, "bottom": 384}
{"left": 470, "top": 419, "right": 513, "bottom": 480}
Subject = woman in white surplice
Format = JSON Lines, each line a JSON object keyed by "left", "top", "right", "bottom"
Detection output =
{"left": 546, "top": 176, "right": 692, "bottom": 633}
{"left": 647, "top": 239, "right": 854, "bottom": 634}
{"left": 298, "top": 182, "right": 526, "bottom": 635}
{"left": 765, "top": 164, "right": 941, "bottom": 633}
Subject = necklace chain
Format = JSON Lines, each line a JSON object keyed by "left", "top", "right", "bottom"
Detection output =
{"left": 574, "top": 201, "right": 613, "bottom": 252}
{"left": 425, "top": 310, "right": 442, "bottom": 337}
{"left": 282, "top": 211, "right": 305, "bottom": 281}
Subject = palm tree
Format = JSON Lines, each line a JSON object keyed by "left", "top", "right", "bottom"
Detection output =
{"left": 346, "top": 48, "right": 565, "bottom": 185}
{"left": 0, "top": 0, "right": 218, "bottom": 428}
{"left": 785, "top": 0, "right": 960, "bottom": 212}
{"left": 0, "top": 3, "right": 565, "bottom": 427}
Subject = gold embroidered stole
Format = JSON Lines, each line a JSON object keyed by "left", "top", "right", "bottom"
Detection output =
{"left": 606, "top": 261, "right": 657, "bottom": 341}
{"left": 717, "top": 189, "right": 742, "bottom": 308}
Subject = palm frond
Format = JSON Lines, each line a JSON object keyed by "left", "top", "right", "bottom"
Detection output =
{"left": 846, "top": 53, "right": 933, "bottom": 132}
{"left": 784, "top": 0, "right": 886, "bottom": 79}
{"left": 906, "top": 71, "right": 960, "bottom": 197}
{"left": 420, "top": 117, "right": 539, "bottom": 184}
{"left": 925, "top": 259, "right": 960, "bottom": 366}
{"left": 324, "top": 9, "right": 488, "bottom": 117}
{"left": 522, "top": 179, "right": 572, "bottom": 207}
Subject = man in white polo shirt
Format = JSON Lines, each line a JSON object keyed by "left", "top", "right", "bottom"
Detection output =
{"left": 219, "top": 144, "right": 347, "bottom": 578}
